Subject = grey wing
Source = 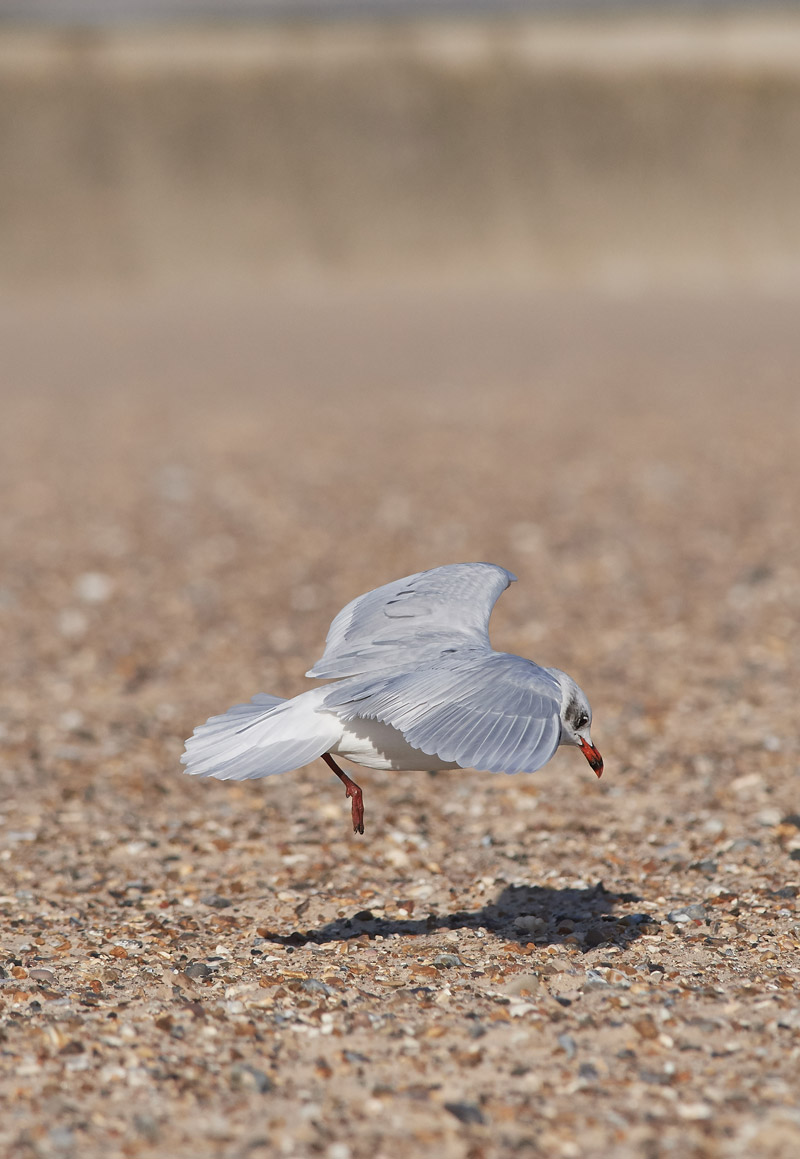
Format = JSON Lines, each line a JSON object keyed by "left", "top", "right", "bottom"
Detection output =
{"left": 322, "top": 651, "right": 562, "bottom": 775}
{"left": 307, "top": 562, "right": 516, "bottom": 679}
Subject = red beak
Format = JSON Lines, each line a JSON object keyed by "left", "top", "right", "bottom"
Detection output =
{"left": 579, "top": 738, "right": 604, "bottom": 778}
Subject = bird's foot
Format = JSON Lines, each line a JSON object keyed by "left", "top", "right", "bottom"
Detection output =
{"left": 321, "top": 752, "right": 365, "bottom": 835}
{"left": 344, "top": 779, "right": 365, "bottom": 835}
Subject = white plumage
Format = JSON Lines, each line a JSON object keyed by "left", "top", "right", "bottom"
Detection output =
{"left": 182, "top": 563, "right": 603, "bottom": 833}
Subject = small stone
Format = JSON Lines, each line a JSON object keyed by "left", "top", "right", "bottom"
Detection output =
{"left": 201, "top": 894, "right": 232, "bottom": 909}
{"left": 29, "top": 968, "right": 56, "bottom": 983}
{"left": 667, "top": 904, "right": 706, "bottom": 924}
{"left": 301, "top": 978, "right": 333, "bottom": 996}
{"left": 353, "top": 910, "right": 375, "bottom": 922}
{"left": 444, "top": 1101, "right": 485, "bottom": 1125}
{"left": 584, "top": 969, "right": 611, "bottom": 988}
{"left": 620, "top": 913, "right": 651, "bottom": 926}
{"left": 184, "top": 962, "right": 212, "bottom": 980}
{"left": 728, "top": 837, "right": 760, "bottom": 852}
{"left": 433, "top": 953, "right": 463, "bottom": 969}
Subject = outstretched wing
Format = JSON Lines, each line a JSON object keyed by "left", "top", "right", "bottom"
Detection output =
{"left": 307, "top": 562, "right": 516, "bottom": 680}
{"left": 322, "top": 650, "right": 562, "bottom": 775}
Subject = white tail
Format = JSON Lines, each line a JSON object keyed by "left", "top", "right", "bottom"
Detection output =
{"left": 181, "top": 689, "right": 340, "bottom": 782}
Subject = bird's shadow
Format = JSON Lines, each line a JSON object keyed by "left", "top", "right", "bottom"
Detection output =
{"left": 262, "top": 880, "right": 650, "bottom": 953}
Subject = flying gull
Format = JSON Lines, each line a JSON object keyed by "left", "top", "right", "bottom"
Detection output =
{"left": 182, "top": 562, "right": 603, "bottom": 834}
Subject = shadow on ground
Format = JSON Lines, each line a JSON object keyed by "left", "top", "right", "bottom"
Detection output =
{"left": 261, "top": 881, "right": 648, "bottom": 952}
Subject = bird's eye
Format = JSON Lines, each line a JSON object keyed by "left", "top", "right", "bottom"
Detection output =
{"left": 573, "top": 712, "right": 589, "bottom": 730}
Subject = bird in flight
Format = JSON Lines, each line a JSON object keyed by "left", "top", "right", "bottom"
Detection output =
{"left": 182, "top": 563, "right": 603, "bottom": 834}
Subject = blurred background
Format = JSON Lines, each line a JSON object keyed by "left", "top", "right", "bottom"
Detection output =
{"left": 4, "top": 2, "right": 800, "bottom": 289}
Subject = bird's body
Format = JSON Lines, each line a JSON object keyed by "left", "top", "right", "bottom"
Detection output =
{"left": 182, "top": 563, "right": 603, "bottom": 833}
{"left": 331, "top": 713, "right": 460, "bottom": 772}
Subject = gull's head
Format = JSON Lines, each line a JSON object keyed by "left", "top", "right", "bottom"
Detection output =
{"left": 547, "top": 668, "right": 604, "bottom": 778}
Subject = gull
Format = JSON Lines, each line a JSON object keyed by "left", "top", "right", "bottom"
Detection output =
{"left": 182, "top": 563, "right": 603, "bottom": 834}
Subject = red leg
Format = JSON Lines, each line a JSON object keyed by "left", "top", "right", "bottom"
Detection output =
{"left": 321, "top": 752, "right": 365, "bottom": 835}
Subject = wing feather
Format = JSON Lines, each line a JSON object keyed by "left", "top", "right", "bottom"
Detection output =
{"left": 323, "top": 651, "right": 562, "bottom": 775}
{"left": 307, "top": 562, "right": 516, "bottom": 679}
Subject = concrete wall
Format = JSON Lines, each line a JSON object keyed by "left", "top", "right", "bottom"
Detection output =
{"left": 3, "top": 18, "right": 800, "bottom": 288}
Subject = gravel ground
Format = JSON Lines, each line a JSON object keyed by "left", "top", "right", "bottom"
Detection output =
{"left": 2, "top": 281, "right": 800, "bottom": 1158}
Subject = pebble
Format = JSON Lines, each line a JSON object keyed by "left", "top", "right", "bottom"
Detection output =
{"left": 301, "top": 978, "right": 333, "bottom": 996}
{"left": 184, "top": 962, "right": 212, "bottom": 980}
{"left": 666, "top": 904, "right": 707, "bottom": 923}
{"left": 444, "top": 1101, "right": 485, "bottom": 1126}
{"left": 620, "top": 913, "right": 652, "bottom": 926}
{"left": 584, "top": 969, "right": 611, "bottom": 989}
{"left": 434, "top": 953, "right": 463, "bottom": 969}
{"left": 29, "top": 968, "right": 56, "bottom": 983}
{"left": 201, "top": 894, "right": 232, "bottom": 909}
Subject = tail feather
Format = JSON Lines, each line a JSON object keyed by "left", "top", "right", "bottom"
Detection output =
{"left": 181, "top": 689, "right": 340, "bottom": 782}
